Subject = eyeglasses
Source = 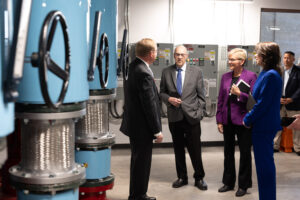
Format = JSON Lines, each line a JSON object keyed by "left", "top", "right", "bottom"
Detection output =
{"left": 175, "top": 53, "right": 187, "bottom": 57}
{"left": 228, "top": 58, "right": 242, "bottom": 62}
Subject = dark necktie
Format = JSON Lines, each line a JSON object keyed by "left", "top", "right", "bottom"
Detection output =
{"left": 176, "top": 68, "right": 182, "bottom": 95}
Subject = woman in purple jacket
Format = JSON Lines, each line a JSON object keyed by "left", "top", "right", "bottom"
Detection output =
{"left": 216, "top": 48, "right": 257, "bottom": 197}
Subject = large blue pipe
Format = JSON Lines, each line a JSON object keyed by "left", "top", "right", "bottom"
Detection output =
{"left": 17, "top": 0, "right": 89, "bottom": 104}
{"left": 0, "top": 0, "right": 15, "bottom": 137}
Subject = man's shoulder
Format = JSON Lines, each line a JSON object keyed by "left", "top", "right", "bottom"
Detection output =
{"left": 162, "top": 64, "right": 176, "bottom": 73}
{"left": 293, "top": 65, "right": 300, "bottom": 72}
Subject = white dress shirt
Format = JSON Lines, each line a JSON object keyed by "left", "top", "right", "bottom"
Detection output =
{"left": 283, "top": 67, "right": 292, "bottom": 96}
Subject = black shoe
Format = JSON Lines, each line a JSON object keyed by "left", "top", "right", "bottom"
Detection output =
{"left": 194, "top": 179, "right": 208, "bottom": 190}
{"left": 296, "top": 151, "right": 300, "bottom": 156}
{"left": 218, "top": 185, "right": 234, "bottom": 193}
{"left": 172, "top": 178, "right": 188, "bottom": 188}
{"left": 139, "top": 195, "right": 156, "bottom": 200}
{"left": 274, "top": 149, "right": 279, "bottom": 153}
{"left": 235, "top": 188, "right": 247, "bottom": 197}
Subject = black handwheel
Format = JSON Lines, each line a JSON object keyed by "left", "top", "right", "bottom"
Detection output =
{"left": 118, "top": 29, "right": 129, "bottom": 80}
{"left": 97, "top": 33, "right": 109, "bottom": 88}
{"left": 31, "top": 10, "right": 70, "bottom": 109}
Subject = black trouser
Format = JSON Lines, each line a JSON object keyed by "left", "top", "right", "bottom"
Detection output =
{"left": 222, "top": 121, "right": 252, "bottom": 189}
{"left": 169, "top": 118, "right": 205, "bottom": 181}
{"left": 129, "top": 135, "right": 153, "bottom": 199}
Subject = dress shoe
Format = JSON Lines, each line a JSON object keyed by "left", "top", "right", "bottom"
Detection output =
{"left": 218, "top": 185, "right": 234, "bottom": 193}
{"left": 235, "top": 188, "right": 247, "bottom": 197}
{"left": 296, "top": 151, "right": 300, "bottom": 156}
{"left": 274, "top": 148, "right": 279, "bottom": 153}
{"left": 139, "top": 194, "right": 156, "bottom": 200}
{"left": 128, "top": 195, "right": 156, "bottom": 200}
{"left": 194, "top": 179, "right": 208, "bottom": 190}
{"left": 172, "top": 178, "right": 188, "bottom": 188}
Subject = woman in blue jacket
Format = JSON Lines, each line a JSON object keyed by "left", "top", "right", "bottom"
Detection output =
{"left": 243, "top": 42, "right": 282, "bottom": 200}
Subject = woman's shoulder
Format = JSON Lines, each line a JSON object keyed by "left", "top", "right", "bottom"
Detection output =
{"left": 261, "top": 69, "right": 282, "bottom": 83}
{"left": 265, "top": 69, "right": 281, "bottom": 77}
{"left": 243, "top": 69, "right": 256, "bottom": 76}
{"left": 222, "top": 71, "right": 232, "bottom": 78}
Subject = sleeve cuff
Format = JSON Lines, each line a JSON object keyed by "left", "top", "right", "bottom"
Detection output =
{"left": 154, "top": 132, "right": 162, "bottom": 137}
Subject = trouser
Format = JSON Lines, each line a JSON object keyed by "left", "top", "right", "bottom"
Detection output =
{"left": 169, "top": 117, "right": 205, "bottom": 181}
{"left": 222, "top": 122, "right": 252, "bottom": 189}
{"left": 129, "top": 136, "right": 153, "bottom": 199}
{"left": 253, "top": 130, "right": 276, "bottom": 200}
{"left": 274, "top": 106, "right": 300, "bottom": 152}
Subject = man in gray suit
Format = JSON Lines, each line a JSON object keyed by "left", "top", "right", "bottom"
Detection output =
{"left": 160, "top": 45, "right": 207, "bottom": 190}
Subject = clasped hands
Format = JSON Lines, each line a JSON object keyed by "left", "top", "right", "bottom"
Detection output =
{"left": 281, "top": 98, "right": 293, "bottom": 105}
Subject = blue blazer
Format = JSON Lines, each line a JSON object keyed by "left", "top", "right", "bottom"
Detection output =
{"left": 244, "top": 69, "right": 282, "bottom": 132}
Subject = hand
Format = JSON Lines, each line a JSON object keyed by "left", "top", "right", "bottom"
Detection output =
{"left": 230, "top": 84, "right": 241, "bottom": 97}
{"left": 155, "top": 134, "right": 163, "bottom": 143}
{"left": 168, "top": 97, "right": 182, "bottom": 107}
{"left": 281, "top": 98, "right": 293, "bottom": 104}
{"left": 243, "top": 121, "right": 250, "bottom": 129}
{"left": 285, "top": 98, "right": 293, "bottom": 104}
{"left": 217, "top": 124, "right": 223, "bottom": 134}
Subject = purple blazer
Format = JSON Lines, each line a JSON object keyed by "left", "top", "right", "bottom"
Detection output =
{"left": 216, "top": 69, "right": 257, "bottom": 125}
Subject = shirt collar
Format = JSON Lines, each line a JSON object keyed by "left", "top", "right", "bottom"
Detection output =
{"left": 137, "top": 56, "right": 149, "bottom": 68}
{"left": 285, "top": 66, "right": 293, "bottom": 74}
{"left": 176, "top": 63, "right": 186, "bottom": 71}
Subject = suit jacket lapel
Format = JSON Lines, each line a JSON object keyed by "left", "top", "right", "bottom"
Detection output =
{"left": 182, "top": 65, "right": 191, "bottom": 96}
{"left": 286, "top": 65, "right": 296, "bottom": 89}
{"left": 171, "top": 65, "right": 177, "bottom": 89}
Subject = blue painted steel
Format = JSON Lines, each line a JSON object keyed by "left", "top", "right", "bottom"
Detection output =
{"left": 75, "top": 148, "right": 111, "bottom": 179}
{"left": 17, "top": 0, "right": 89, "bottom": 104}
{"left": 17, "top": 188, "right": 79, "bottom": 200}
{"left": 89, "top": 0, "right": 118, "bottom": 90}
{"left": 0, "top": 0, "right": 15, "bottom": 137}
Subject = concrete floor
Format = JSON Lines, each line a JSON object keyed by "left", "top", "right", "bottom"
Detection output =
{"left": 107, "top": 146, "right": 300, "bottom": 200}
{"left": 1, "top": 139, "right": 300, "bottom": 199}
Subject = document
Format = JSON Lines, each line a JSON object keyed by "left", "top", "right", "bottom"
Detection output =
{"left": 236, "top": 79, "right": 250, "bottom": 94}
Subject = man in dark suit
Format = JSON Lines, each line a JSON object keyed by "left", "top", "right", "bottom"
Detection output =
{"left": 274, "top": 51, "right": 300, "bottom": 155}
{"left": 160, "top": 45, "right": 207, "bottom": 190}
{"left": 120, "top": 38, "right": 163, "bottom": 200}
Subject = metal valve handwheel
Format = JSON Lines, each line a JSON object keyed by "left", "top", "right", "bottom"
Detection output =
{"left": 31, "top": 10, "right": 70, "bottom": 109}
{"left": 118, "top": 29, "right": 129, "bottom": 80}
{"left": 97, "top": 33, "right": 109, "bottom": 88}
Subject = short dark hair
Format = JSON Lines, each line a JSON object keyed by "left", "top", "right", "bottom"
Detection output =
{"left": 284, "top": 51, "right": 295, "bottom": 57}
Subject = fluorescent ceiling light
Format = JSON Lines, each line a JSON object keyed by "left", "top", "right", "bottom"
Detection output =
{"left": 269, "top": 26, "right": 280, "bottom": 31}
{"left": 216, "top": 0, "right": 253, "bottom": 1}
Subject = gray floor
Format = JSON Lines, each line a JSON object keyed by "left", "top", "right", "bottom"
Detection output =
{"left": 1, "top": 139, "right": 300, "bottom": 199}
{"left": 107, "top": 146, "right": 300, "bottom": 200}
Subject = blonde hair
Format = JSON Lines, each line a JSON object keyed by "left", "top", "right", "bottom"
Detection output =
{"left": 228, "top": 48, "right": 247, "bottom": 61}
{"left": 135, "top": 38, "right": 157, "bottom": 58}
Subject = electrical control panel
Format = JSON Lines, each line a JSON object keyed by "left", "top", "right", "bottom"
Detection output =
{"left": 151, "top": 43, "right": 174, "bottom": 79}
{"left": 183, "top": 44, "right": 218, "bottom": 102}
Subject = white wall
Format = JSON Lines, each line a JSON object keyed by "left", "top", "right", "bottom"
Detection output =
{"left": 116, "top": 0, "right": 300, "bottom": 143}
{"left": 118, "top": 0, "right": 300, "bottom": 45}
